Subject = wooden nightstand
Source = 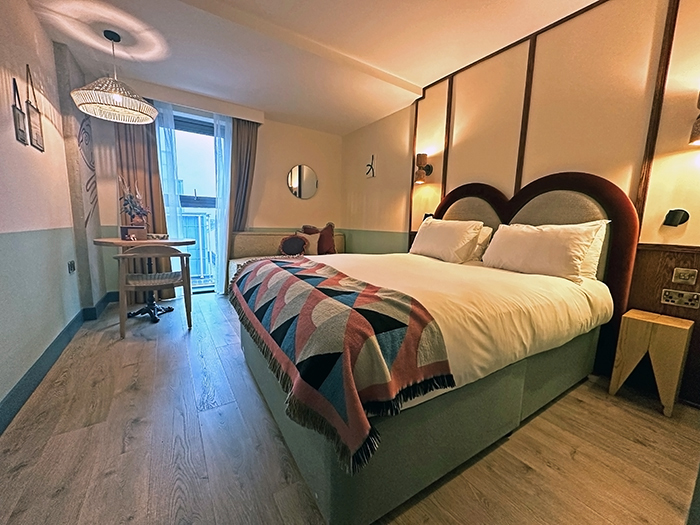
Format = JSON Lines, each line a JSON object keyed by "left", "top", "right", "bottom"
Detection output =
{"left": 609, "top": 309, "right": 694, "bottom": 416}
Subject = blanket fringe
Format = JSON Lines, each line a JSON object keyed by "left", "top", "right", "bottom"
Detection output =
{"left": 363, "top": 374, "right": 456, "bottom": 417}
{"left": 230, "top": 282, "right": 379, "bottom": 474}
{"left": 229, "top": 286, "right": 294, "bottom": 393}
{"left": 286, "top": 395, "right": 381, "bottom": 475}
{"left": 228, "top": 262, "right": 451, "bottom": 474}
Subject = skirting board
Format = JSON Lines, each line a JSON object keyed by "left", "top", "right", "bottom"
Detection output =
{"left": 82, "top": 291, "right": 118, "bottom": 320}
{"left": 0, "top": 311, "right": 82, "bottom": 435}
{"left": 0, "top": 290, "right": 116, "bottom": 435}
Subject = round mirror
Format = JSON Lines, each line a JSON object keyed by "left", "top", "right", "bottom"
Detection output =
{"left": 287, "top": 164, "right": 318, "bottom": 199}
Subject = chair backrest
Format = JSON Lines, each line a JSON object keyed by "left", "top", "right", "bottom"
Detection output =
{"left": 114, "top": 244, "right": 192, "bottom": 294}
{"left": 114, "top": 244, "right": 191, "bottom": 261}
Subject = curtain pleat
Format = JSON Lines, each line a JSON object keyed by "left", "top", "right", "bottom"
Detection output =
{"left": 230, "top": 119, "right": 260, "bottom": 233}
{"left": 153, "top": 101, "right": 184, "bottom": 240}
{"left": 214, "top": 114, "right": 233, "bottom": 294}
{"left": 115, "top": 122, "right": 174, "bottom": 302}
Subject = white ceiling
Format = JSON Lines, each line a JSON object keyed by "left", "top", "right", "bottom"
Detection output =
{"left": 30, "top": 0, "right": 598, "bottom": 135}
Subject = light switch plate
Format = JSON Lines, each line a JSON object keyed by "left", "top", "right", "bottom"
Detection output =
{"left": 672, "top": 267, "right": 698, "bottom": 286}
{"left": 661, "top": 288, "right": 700, "bottom": 309}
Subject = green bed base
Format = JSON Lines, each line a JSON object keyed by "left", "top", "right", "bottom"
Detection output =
{"left": 241, "top": 326, "right": 600, "bottom": 525}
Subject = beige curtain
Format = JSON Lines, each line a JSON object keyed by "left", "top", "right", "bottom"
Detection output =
{"left": 115, "top": 122, "right": 175, "bottom": 301}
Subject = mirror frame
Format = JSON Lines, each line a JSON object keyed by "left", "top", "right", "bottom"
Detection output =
{"left": 287, "top": 164, "right": 318, "bottom": 199}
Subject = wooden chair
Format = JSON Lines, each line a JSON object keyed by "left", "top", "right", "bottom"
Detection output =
{"left": 114, "top": 245, "right": 192, "bottom": 338}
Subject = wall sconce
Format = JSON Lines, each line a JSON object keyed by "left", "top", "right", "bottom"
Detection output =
{"left": 689, "top": 93, "right": 700, "bottom": 146}
{"left": 663, "top": 208, "right": 690, "bottom": 227}
{"left": 414, "top": 153, "right": 433, "bottom": 184}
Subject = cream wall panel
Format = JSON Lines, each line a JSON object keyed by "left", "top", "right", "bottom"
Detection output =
{"left": 522, "top": 0, "right": 667, "bottom": 196}
{"left": 248, "top": 120, "right": 343, "bottom": 229}
{"left": 641, "top": 0, "right": 700, "bottom": 245}
{"left": 342, "top": 106, "right": 414, "bottom": 232}
{"left": 0, "top": 0, "right": 73, "bottom": 234}
{"left": 447, "top": 43, "right": 529, "bottom": 197}
{"left": 412, "top": 81, "right": 448, "bottom": 229}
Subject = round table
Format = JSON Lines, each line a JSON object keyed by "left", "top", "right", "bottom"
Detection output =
{"left": 94, "top": 238, "right": 196, "bottom": 323}
{"left": 93, "top": 238, "right": 196, "bottom": 248}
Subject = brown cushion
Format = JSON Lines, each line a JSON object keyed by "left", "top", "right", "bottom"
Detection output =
{"left": 279, "top": 235, "right": 308, "bottom": 256}
{"left": 302, "top": 222, "right": 336, "bottom": 254}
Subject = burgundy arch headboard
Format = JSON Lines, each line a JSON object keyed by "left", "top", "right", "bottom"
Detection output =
{"left": 433, "top": 172, "right": 639, "bottom": 375}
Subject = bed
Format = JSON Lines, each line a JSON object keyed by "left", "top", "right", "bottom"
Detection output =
{"left": 230, "top": 172, "right": 639, "bottom": 525}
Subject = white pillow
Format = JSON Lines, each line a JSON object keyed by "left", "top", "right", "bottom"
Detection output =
{"left": 579, "top": 220, "right": 610, "bottom": 280}
{"left": 464, "top": 226, "right": 493, "bottom": 262}
{"left": 482, "top": 221, "right": 606, "bottom": 283}
{"left": 410, "top": 218, "right": 483, "bottom": 264}
{"left": 295, "top": 231, "right": 320, "bottom": 255}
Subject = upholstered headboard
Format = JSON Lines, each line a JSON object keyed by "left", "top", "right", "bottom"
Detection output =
{"left": 433, "top": 172, "right": 639, "bottom": 374}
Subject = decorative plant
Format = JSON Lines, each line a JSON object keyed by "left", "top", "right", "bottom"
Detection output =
{"left": 119, "top": 176, "right": 150, "bottom": 224}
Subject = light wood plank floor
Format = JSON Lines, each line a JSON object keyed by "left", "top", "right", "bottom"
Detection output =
{"left": 1, "top": 293, "right": 699, "bottom": 524}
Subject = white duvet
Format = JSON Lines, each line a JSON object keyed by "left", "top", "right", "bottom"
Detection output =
{"left": 308, "top": 252, "right": 613, "bottom": 389}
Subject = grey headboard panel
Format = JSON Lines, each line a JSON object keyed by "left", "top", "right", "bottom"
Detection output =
{"left": 441, "top": 196, "right": 502, "bottom": 230}
{"left": 511, "top": 190, "right": 610, "bottom": 280}
{"left": 432, "top": 172, "right": 640, "bottom": 376}
{"left": 510, "top": 190, "right": 607, "bottom": 225}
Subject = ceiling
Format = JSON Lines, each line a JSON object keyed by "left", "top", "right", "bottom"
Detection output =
{"left": 30, "top": 0, "right": 598, "bottom": 135}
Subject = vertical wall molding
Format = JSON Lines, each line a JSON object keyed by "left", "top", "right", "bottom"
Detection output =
{"left": 422, "top": 0, "right": 611, "bottom": 92}
{"left": 407, "top": 101, "right": 420, "bottom": 239}
{"left": 634, "top": 0, "right": 681, "bottom": 225}
{"left": 412, "top": 0, "right": 613, "bottom": 212}
{"left": 514, "top": 37, "right": 537, "bottom": 195}
{"left": 441, "top": 77, "right": 455, "bottom": 199}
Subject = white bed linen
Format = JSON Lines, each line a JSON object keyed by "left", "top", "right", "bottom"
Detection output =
{"left": 308, "top": 253, "right": 613, "bottom": 391}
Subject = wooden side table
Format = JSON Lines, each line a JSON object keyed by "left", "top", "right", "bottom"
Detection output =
{"left": 609, "top": 309, "right": 693, "bottom": 416}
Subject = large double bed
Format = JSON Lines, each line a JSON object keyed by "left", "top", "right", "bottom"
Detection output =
{"left": 230, "top": 172, "right": 639, "bottom": 525}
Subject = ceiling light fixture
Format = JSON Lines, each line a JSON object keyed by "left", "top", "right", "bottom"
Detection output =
{"left": 70, "top": 30, "right": 158, "bottom": 125}
{"left": 414, "top": 153, "right": 433, "bottom": 184}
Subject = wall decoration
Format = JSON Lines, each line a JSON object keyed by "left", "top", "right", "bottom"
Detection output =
{"left": 78, "top": 116, "right": 99, "bottom": 227}
{"left": 25, "top": 65, "right": 44, "bottom": 152}
{"left": 12, "top": 78, "right": 27, "bottom": 145}
{"left": 365, "top": 154, "right": 376, "bottom": 178}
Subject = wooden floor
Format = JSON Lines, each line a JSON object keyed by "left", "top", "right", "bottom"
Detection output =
{"left": 1, "top": 293, "right": 699, "bottom": 524}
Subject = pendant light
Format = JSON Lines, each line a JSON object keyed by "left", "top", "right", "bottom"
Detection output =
{"left": 71, "top": 30, "right": 158, "bottom": 125}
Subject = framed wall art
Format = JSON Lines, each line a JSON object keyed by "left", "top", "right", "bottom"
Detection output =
{"left": 26, "top": 65, "right": 44, "bottom": 152}
{"left": 12, "top": 78, "right": 27, "bottom": 145}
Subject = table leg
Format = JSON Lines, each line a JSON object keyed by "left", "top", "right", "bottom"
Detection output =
{"left": 127, "top": 291, "right": 174, "bottom": 323}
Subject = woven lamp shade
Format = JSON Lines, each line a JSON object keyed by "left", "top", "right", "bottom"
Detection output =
{"left": 71, "top": 77, "right": 158, "bottom": 125}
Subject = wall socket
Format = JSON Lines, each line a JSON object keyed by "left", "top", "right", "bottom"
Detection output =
{"left": 67, "top": 260, "right": 76, "bottom": 274}
{"left": 661, "top": 288, "right": 700, "bottom": 309}
{"left": 672, "top": 267, "right": 698, "bottom": 286}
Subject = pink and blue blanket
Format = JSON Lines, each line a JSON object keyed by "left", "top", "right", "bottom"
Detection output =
{"left": 229, "top": 257, "right": 454, "bottom": 473}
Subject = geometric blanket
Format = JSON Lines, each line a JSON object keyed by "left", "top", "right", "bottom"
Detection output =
{"left": 229, "top": 257, "right": 454, "bottom": 473}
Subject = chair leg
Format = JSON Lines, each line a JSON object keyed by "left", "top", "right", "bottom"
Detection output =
{"left": 184, "top": 281, "right": 192, "bottom": 329}
{"left": 119, "top": 289, "right": 127, "bottom": 339}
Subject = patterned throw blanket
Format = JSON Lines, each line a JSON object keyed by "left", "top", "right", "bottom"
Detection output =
{"left": 229, "top": 257, "right": 454, "bottom": 473}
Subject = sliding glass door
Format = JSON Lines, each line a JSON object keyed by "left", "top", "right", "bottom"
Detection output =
{"left": 155, "top": 103, "right": 226, "bottom": 293}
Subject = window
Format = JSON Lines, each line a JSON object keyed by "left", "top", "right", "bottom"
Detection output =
{"left": 173, "top": 112, "right": 218, "bottom": 292}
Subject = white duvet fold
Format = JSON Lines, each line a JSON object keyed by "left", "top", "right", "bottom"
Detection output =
{"left": 309, "top": 253, "right": 613, "bottom": 389}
